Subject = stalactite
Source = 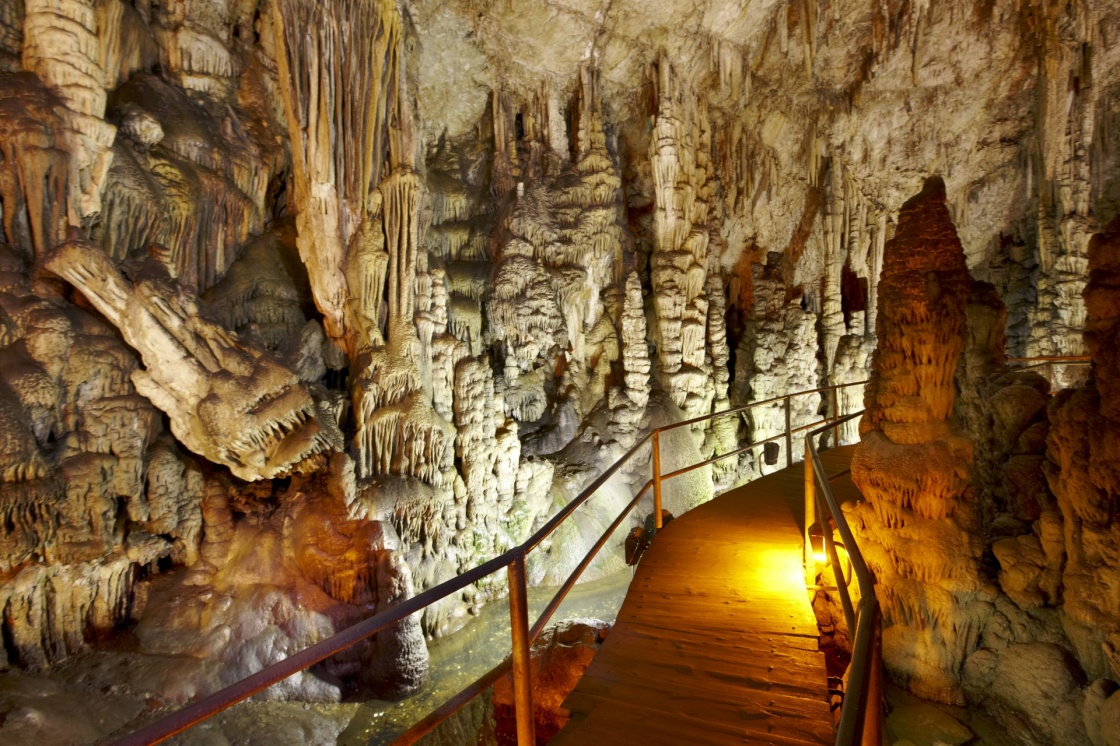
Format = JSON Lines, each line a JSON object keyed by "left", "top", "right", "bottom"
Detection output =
{"left": 22, "top": 0, "right": 117, "bottom": 222}
{"left": 382, "top": 168, "right": 422, "bottom": 339}
{"left": 0, "top": 74, "right": 69, "bottom": 259}
{"left": 272, "top": 0, "right": 401, "bottom": 356}
{"left": 1025, "top": 3, "right": 1101, "bottom": 357}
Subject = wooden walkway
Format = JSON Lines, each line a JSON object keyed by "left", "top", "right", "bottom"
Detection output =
{"left": 552, "top": 446, "right": 858, "bottom": 746}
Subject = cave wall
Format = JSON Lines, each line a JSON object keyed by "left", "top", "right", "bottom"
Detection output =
{"left": 0, "top": 1, "right": 1119, "bottom": 732}
{"left": 850, "top": 180, "right": 1120, "bottom": 745}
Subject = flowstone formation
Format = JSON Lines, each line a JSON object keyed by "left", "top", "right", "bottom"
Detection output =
{"left": 850, "top": 177, "right": 992, "bottom": 702}
{"left": 5, "top": 0, "right": 1120, "bottom": 742}
{"left": 852, "top": 186, "right": 1120, "bottom": 745}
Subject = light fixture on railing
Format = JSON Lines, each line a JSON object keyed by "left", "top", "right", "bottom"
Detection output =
{"left": 808, "top": 521, "right": 827, "bottom": 564}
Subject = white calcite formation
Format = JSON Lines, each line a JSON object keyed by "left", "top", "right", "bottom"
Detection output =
{"left": 733, "top": 255, "right": 820, "bottom": 475}
{"left": 0, "top": 244, "right": 200, "bottom": 670}
{"left": 44, "top": 239, "right": 343, "bottom": 482}
{"left": 608, "top": 272, "right": 651, "bottom": 446}
{"left": 3, "top": 1, "right": 1120, "bottom": 742}
{"left": 649, "top": 58, "right": 718, "bottom": 421}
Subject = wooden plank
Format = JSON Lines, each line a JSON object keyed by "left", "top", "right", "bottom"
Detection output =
{"left": 567, "top": 675, "right": 833, "bottom": 723}
{"left": 551, "top": 450, "right": 854, "bottom": 745}
{"left": 554, "top": 693, "right": 832, "bottom": 746}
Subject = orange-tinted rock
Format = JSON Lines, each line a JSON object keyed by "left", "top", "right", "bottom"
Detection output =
{"left": 493, "top": 619, "right": 609, "bottom": 743}
{"left": 851, "top": 176, "right": 991, "bottom": 703}
{"left": 1044, "top": 215, "right": 1120, "bottom": 655}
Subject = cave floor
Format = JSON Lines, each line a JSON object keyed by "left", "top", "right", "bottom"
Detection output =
{"left": 550, "top": 446, "right": 858, "bottom": 745}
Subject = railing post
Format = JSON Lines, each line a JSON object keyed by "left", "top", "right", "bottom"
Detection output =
{"left": 784, "top": 395, "right": 793, "bottom": 468}
{"left": 861, "top": 605, "right": 884, "bottom": 746}
{"left": 1048, "top": 361, "right": 1054, "bottom": 392}
{"left": 652, "top": 429, "right": 663, "bottom": 529}
{"left": 830, "top": 385, "right": 840, "bottom": 447}
{"left": 804, "top": 438, "right": 815, "bottom": 567}
{"left": 507, "top": 552, "right": 534, "bottom": 746}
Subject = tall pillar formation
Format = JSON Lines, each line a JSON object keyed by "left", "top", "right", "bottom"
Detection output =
{"left": 849, "top": 176, "right": 993, "bottom": 703}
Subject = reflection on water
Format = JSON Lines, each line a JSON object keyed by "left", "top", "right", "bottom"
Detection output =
{"left": 339, "top": 569, "right": 634, "bottom": 745}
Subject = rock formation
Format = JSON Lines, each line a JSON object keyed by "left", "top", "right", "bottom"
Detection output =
{"left": 0, "top": 243, "right": 198, "bottom": 669}
{"left": 43, "top": 239, "right": 343, "bottom": 482}
{"left": 1, "top": 0, "right": 1120, "bottom": 742}
{"left": 1045, "top": 216, "right": 1120, "bottom": 683}
{"left": 734, "top": 254, "right": 820, "bottom": 475}
{"left": 850, "top": 177, "right": 991, "bottom": 703}
{"left": 852, "top": 191, "right": 1120, "bottom": 745}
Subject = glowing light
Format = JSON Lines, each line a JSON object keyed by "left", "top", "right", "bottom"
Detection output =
{"left": 746, "top": 547, "right": 811, "bottom": 593}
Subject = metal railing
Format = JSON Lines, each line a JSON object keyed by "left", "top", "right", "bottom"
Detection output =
{"left": 804, "top": 412, "right": 881, "bottom": 745}
{"left": 1007, "top": 355, "right": 1091, "bottom": 391}
{"left": 113, "top": 379, "right": 869, "bottom": 746}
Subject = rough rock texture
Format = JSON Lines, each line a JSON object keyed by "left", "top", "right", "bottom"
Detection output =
{"left": 138, "top": 465, "right": 428, "bottom": 701}
{"left": 44, "top": 239, "right": 344, "bottom": 482}
{"left": 1046, "top": 216, "right": 1120, "bottom": 679}
{"left": 850, "top": 177, "right": 992, "bottom": 703}
{"left": 492, "top": 618, "right": 609, "bottom": 743}
{"left": 853, "top": 194, "right": 1120, "bottom": 744}
{"left": 734, "top": 254, "right": 820, "bottom": 476}
{"left": 2, "top": 0, "right": 1120, "bottom": 742}
{"left": 0, "top": 244, "right": 200, "bottom": 670}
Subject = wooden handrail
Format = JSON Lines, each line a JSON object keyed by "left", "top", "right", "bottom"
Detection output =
{"left": 113, "top": 378, "right": 870, "bottom": 746}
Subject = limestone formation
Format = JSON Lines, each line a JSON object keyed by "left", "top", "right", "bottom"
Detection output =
{"left": 0, "top": 244, "right": 200, "bottom": 670}
{"left": 608, "top": 272, "right": 650, "bottom": 445}
{"left": 850, "top": 177, "right": 991, "bottom": 703}
{"left": 734, "top": 255, "right": 819, "bottom": 475}
{"left": 649, "top": 58, "right": 717, "bottom": 420}
{"left": 3, "top": 0, "right": 1120, "bottom": 742}
{"left": 271, "top": 0, "right": 401, "bottom": 357}
{"left": 44, "top": 239, "right": 343, "bottom": 481}
{"left": 1046, "top": 216, "right": 1120, "bottom": 675}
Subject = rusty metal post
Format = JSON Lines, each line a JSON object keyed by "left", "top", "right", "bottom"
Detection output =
{"left": 860, "top": 606, "right": 884, "bottom": 746}
{"left": 507, "top": 553, "right": 534, "bottom": 746}
{"left": 652, "top": 429, "right": 663, "bottom": 529}
{"left": 804, "top": 439, "right": 816, "bottom": 567}
{"left": 784, "top": 395, "right": 793, "bottom": 468}
{"left": 830, "top": 386, "right": 841, "bottom": 447}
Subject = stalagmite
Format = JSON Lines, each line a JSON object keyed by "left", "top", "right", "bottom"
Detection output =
{"left": 609, "top": 273, "right": 651, "bottom": 444}
{"left": 850, "top": 177, "right": 991, "bottom": 703}
{"left": 649, "top": 57, "right": 718, "bottom": 423}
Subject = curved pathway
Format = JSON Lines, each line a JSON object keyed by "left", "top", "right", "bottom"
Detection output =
{"left": 551, "top": 446, "right": 859, "bottom": 745}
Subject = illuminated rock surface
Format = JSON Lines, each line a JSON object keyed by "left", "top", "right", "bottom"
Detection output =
{"left": 0, "top": 0, "right": 1119, "bottom": 743}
